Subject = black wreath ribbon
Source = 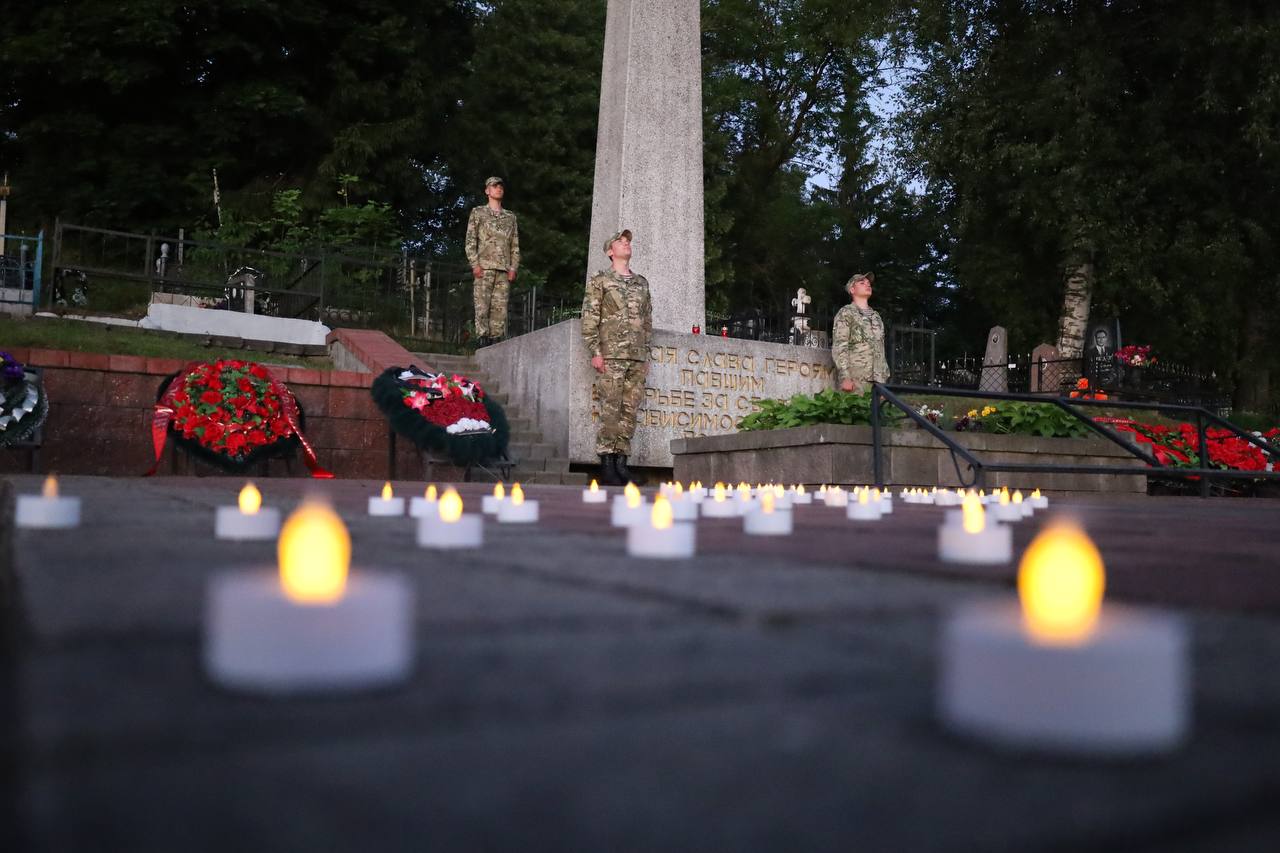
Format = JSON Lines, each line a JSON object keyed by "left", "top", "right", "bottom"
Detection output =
{"left": 370, "top": 365, "right": 510, "bottom": 467}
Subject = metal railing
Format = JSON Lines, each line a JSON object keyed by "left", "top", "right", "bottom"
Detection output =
{"left": 869, "top": 383, "right": 1280, "bottom": 498}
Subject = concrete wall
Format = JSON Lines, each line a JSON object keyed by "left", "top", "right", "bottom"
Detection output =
{"left": 671, "top": 424, "right": 1148, "bottom": 494}
{"left": 477, "top": 320, "right": 837, "bottom": 466}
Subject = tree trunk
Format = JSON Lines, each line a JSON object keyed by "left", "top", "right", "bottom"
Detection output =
{"left": 1055, "top": 260, "right": 1095, "bottom": 358}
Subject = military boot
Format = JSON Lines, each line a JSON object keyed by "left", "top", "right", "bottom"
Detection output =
{"left": 614, "top": 455, "right": 646, "bottom": 486}
{"left": 598, "top": 453, "right": 624, "bottom": 486}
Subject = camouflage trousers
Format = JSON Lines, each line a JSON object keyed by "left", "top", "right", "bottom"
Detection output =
{"left": 473, "top": 269, "right": 509, "bottom": 338}
{"left": 594, "top": 358, "right": 646, "bottom": 455}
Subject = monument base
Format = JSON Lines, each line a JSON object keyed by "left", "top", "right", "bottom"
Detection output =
{"left": 476, "top": 320, "right": 835, "bottom": 468}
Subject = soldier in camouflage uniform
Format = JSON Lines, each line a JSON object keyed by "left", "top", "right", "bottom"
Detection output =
{"left": 581, "top": 228, "right": 652, "bottom": 486}
{"left": 831, "top": 272, "right": 890, "bottom": 393}
{"left": 465, "top": 176, "right": 521, "bottom": 346}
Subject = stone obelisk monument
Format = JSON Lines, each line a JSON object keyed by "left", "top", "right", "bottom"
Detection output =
{"left": 477, "top": 0, "right": 832, "bottom": 469}
{"left": 586, "top": 0, "right": 705, "bottom": 332}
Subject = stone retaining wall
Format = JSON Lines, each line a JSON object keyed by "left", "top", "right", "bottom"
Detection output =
{"left": 671, "top": 424, "right": 1147, "bottom": 494}
{"left": 0, "top": 345, "right": 429, "bottom": 479}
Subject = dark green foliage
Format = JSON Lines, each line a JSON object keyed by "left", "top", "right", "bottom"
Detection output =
{"left": 978, "top": 403, "right": 1091, "bottom": 440}
{"left": 739, "top": 389, "right": 901, "bottom": 431}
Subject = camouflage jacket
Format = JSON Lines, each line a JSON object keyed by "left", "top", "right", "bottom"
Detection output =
{"left": 465, "top": 206, "right": 521, "bottom": 270}
{"left": 831, "top": 304, "right": 889, "bottom": 388}
{"left": 581, "top": 269, "right": 652, "bottom": 361}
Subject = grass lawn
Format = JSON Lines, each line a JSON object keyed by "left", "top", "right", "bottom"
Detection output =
{"left": 0, "top": 315, "right": 333, "bottom": 369}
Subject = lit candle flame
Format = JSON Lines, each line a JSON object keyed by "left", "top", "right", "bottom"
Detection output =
{"left": 999, "top": 490, "right": 1010, "bottom": 506}
{"left": 590, "top": 479, "right": 599, "bottom": 492}
{"left": 819, "top": 484, "right": 828, "bottom": 494}
{"left": 43, "top": 475, "right": 58, "bottom": 499}
{"left": 713, "top": 483, "right": 726, "bottom": 503}
{"left": 1018, "top": 520, "right": 1105, "bottom": 645}
{"left": 625, "top": 482, "right": 642, "bottom": 509}
{"left": 872, "top": 488, "right": 881, "bottom": 501}
{"left": 674, "top": 481, "right": 684, "bottom": 496}
{"left": 425, "top": 484, "right": 438, "bottom": 502}
{"left": 796, "top": 484, "right": 806, "bottom": 495}
{"left": 651, "top": 495, "right": 673, "bottom": 530}
{"left": 278, "top": 502, "right": 349, "bottom": 605}
{"left": 1032, "top": 488, "right": 1042, "bottom": 498}
{"left": 962, "top": 491, "right": 985, "bottom": 534}
{"left": 858, "top": 489, "right": 870, "bottom": 505}
{"left": 493, "top": 482, "right": 505, "bottom": 500}
{"left": 761, "top": 492, "right": 775, "bottom": 514}
{"left": 439, "top": 488, "right": 463, "bottom": 523}
{"left": 773, "top": 484, "right": 785, "bottom": 498}
{"left": 238, "top": 482, "right": 262, "bottom": 515}
{"left": 511, "top": 483, "right": 525, "bottom": 506}
{"left": 381, "top": 481, "right": 393, "bottom": 501}
{"left": 1013, "top": 490, "right": 1024, "bottom": 505}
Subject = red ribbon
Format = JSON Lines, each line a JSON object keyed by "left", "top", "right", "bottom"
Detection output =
{"left": 144, "top": 361, "right": 334, "bottom": 478}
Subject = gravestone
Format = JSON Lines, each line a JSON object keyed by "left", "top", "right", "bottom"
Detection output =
{"left": 1083, "top": 319, "right": 1120, "bottom": 388}
{"left": 980, "top": 326, "right": 1008, "bottom": 393}
{"left": 1029, "top": 343, "right": 1060, "bottom": 394}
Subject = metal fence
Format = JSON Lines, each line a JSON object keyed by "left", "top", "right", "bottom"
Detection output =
{"left": 0, "top": 231, "right": 44, "bottom": 312}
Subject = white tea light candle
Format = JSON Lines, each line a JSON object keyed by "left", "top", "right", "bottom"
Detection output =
{"left": 417, "top": 487, "right": 483, "bottom": 549}
{"left": 700, "top": 482, "right": 739, "bottom": 518}
{"left": 215, "top": 482, "right": 281, "bottom": 541}
{"left": 744, "top": 492, "right": 793, "bottom": 536}
{"left": 368, "top": 481, "right": 405, "bottom": 517}
{"left": 583, "top": 479, "right": 608, "bottom": 504}
{"left": 497, "top": 483, "right": 539, "bottom": 523}
{"left": 482, "top": 482, "right": 506, "bottom": 515}
{"left": 16, "top": 475, "right": 82, "bottom": 529}
{"left": 409, "top": 484, "right": 439, "bottom": 518}
{"left": 627, "top": 495, "right": 695, "bottom": 558}
{"left": 938, "top": 493, "right": 1012, "bottom": 564}
{"left": 939, "top": 521, "right": 1188, "bottom": 755}
{"left": 205, "top": 501, "right": 414, "bottom": 693}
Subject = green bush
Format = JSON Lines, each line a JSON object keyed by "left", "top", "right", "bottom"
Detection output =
{"left": 979, "top": 402, "right": 1091, "bottom": 438}
{"left": 739, "top": 390, "right": 902, "bottom": 431}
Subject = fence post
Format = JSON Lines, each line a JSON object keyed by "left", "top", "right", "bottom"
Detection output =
{"left": 31, "top": 230, "right": 43, "bottom": 313}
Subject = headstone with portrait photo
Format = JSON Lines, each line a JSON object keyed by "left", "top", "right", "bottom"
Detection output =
{"left": 1083, "top": 319, "right": 1121, "bottom": 388}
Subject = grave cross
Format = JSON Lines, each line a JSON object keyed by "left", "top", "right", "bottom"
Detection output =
{"left": 791, "top": 288, "right": 811, "bottom": 315}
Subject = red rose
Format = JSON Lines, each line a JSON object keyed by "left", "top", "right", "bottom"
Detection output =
{"left": 246, "top": 429, "right": 268, "bottom": 447}
{"left": 250, "top": 365, "right": 269, "bottom": 379}
{"left": 200, "top": 390, "right": 223, "bottom": 405}
{"left": 225, "top": 432, "right": 248, "bottom": 454}
{"left": 237, "top": 377, "right": 254, "bottom": 393}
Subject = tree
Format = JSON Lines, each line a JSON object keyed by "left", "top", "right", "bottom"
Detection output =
{"left": 0, "top": 0, "right": 477, "bottom": 236}
{"left": 439, "top": 0, "right": 606, "bottom": 301}
{"left": 892, "top": 0, "right": 1280, "bottom": 408}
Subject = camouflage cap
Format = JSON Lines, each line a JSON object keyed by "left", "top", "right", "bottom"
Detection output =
{"left": 846, "top": 271, "right": 875, "bottom": 288}
{"left": 484, "top": 176, "right": 504, "bottom": 187}
{"left": 603, "top": 229, "right": 633, "bottom": 253}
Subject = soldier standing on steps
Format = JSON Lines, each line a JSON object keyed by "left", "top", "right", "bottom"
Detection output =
{"left": 465, "top": 176, "right": 521, "bottom": 347}
{"left": 831, "top": 272, "right": 890, "bottom": 394}
{"left": 581, "top": 229, "right": 652, "bottom": 486}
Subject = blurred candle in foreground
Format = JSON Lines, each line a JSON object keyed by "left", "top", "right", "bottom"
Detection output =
{"left": 938, "top": 519, "right": 1188, "bottom": 754}
{"left": 205, "top": 501, "right": 414, "bottom": 693}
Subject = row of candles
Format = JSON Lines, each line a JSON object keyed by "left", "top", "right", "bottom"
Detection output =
{"left": 14, "top": 474, "right": 1188, "bottom": 757}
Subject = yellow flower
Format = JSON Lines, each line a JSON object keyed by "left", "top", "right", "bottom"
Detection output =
{"left": 967, "top": 409, "right": 978, "bottom": 418}
{"left": 981, "top": 406, "right": 996, "bottom": 416}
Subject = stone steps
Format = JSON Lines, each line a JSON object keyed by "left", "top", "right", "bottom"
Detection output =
{"left": 413, "top": 351, "right": 576, "bottom": 484}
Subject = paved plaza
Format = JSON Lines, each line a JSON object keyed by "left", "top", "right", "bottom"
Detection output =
{"left": 5, "top": 475, "right": 1280, "bottom": 851}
